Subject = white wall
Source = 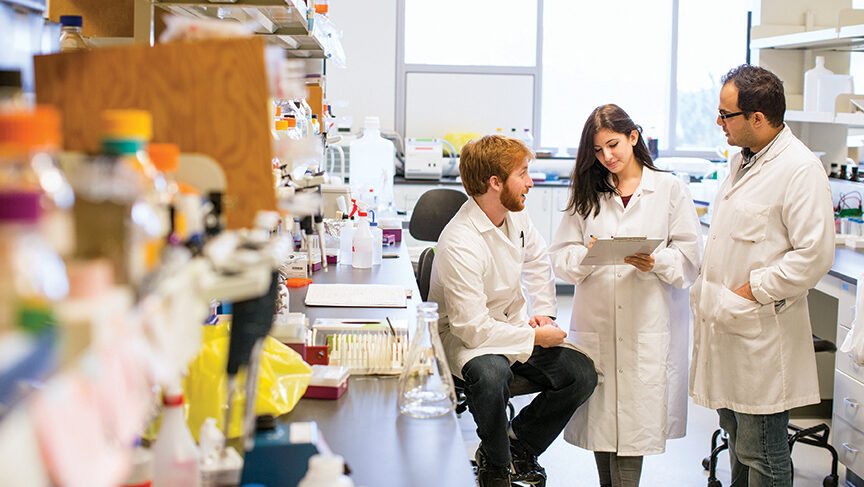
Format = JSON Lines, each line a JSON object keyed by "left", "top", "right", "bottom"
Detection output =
{"left": 326, "top": 0, "right": 398, "bottom": 132}
{"left": 405, "top": 73, "right": 533, "bottom": 138}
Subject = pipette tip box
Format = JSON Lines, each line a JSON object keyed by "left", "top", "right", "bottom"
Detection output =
{"left": 303, "top": 365, "right": 350, "bottom": 399}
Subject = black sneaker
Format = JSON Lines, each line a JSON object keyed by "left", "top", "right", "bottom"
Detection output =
{"left": 509, "top": 437, "right": 546, "bottom": 485}
{"left": 475, "top": 445, "right": 512, "bottom": 487}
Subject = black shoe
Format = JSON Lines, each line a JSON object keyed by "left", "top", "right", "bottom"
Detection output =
{"left": 509, "top": 437, "right": 547, "bottom": 485}
{"left": 475, "top": 445, "right": 512, "bottom": 487}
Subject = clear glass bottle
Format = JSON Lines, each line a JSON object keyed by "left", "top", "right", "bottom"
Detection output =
{"left": 59, "top": 15, "right": 88, "bottom": 52}
{"left": 397, "top": 302, "right": 456, "bottom": 418}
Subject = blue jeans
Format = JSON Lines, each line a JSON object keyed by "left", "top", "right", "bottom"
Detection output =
{"left": 461, "top": 346, "right": 597, "bottom": 467}
{"left": 717, "top": 408, "right": 792, "bottom": 487}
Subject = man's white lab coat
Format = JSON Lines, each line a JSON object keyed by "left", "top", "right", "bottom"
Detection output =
{"left": 690, "top": 125, "right": 835, "bottom": 414}
{"left": 549, "top": 168, "right": 702, "bottom": 455}
{"left": 429, "top": 197, "right": 560, "bottom": 379}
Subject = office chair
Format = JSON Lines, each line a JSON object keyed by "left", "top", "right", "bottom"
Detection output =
{"left": 702, "top": 335, "right": 840, "bottom": 487}
{"left": 408, "top": 188, "right": 468, "bottom": 242}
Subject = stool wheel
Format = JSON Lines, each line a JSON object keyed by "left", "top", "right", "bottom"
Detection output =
{"left": 823, "top": 474, "right": 839, "bottom": 487}
{"left": 707, "top": 480, "right": 722, "bottom": 487}
{"left": 702, "top": 457, "right": 710, "bottom": 470}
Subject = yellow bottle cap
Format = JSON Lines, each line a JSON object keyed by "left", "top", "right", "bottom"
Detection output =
{"left": 101, "top": 109, "right": 153, "bottom": 140}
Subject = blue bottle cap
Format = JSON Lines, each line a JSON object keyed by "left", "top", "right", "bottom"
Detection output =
{"left": 59, "top": 15, "right": 83, "bottom": 27}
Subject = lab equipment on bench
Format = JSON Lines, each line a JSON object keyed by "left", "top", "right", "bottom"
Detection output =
{"left": 310, "top": 318, "right": 409, "bottom": 375}
{"left": 397, "top": 302, "right": 457, "bottom": 418}
{"left": 240, "top": 416, "right": 328, "bottom": 487}
{"left": 404, "top": 138, "right": 445, "bottom": 180}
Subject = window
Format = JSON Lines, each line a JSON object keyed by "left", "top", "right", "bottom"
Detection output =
{"left": 404, "top": 0, "right": 537, "bottom": 67}
{"left": 541, "top": 0, "right": 672, "bottom": 150}
{"left": 398, "top": 0, "right": 754, "bottom": 157}
{"left": 676, "top": 1, "right": 751, "bottom": 151}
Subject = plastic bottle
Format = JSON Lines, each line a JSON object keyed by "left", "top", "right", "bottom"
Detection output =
{"left": 59, "top": 15, "right": 88, "bottom": 52}
{"left": 348, "top": 116, "right": 395, "bottom": 208}
{"left": 352, "top": 211, "right": 374, "bottom": 269}
{"left": 339, "top": 220, "right": 355, "bottom": 266}
{"left": 297, "top": 454, "right": 354, "bottom": 487}
{"left": 71, "top": 109, "right": 166, "bottom": 287}
{"left": 0, "top": 191, "right": 69, "bottom": 334}
{"left": 120, "top": 440, "right": 153, "bottom": 487}
{"left": 0, "top": 105, "right": 75, "bottom": 257}
{"left": 152, "top": 392, "right": 201, "bottom": 487}
{"left": 369, "top": 220, "right": 383, "bottom": 265}
{"left": 522, "top": 128, "right": 534, "bottom": 148}
{"left": 804, "top": 56, "right": 832, "bottom": 112}
{"left": 397, "top": 302, "right": 456, "bottom": 418}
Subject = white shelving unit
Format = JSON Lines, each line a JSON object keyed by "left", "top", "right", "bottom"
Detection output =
{"left": 145, "top": 0, "right": 328, "bottom": 57}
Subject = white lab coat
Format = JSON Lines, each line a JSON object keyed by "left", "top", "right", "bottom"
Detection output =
{"left": 429, "top": 197, "right": 569, "bottom": 379}
{"left": 549, "top": 168, "right": 702, "bottom": 455}
{"left": 689, "top": 125, "right": 835, "bottom": 414}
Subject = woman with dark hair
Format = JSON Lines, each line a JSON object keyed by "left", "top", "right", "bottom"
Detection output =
{"left": 548, "top": 104, "right": 702, "bottom": 486}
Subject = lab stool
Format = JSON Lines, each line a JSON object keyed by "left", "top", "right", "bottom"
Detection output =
{"left": 701, "top": 335, "right": 840, "bottom": 487}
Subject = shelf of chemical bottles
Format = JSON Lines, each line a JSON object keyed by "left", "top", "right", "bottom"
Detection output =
{"left": 785, "top": 110, "right": 864, "bottom": 128}
{"left": 750, "top": 10, "right": 864, "bottom": 51}
{"left": 153, "top": 0, "right": 327, "bottom": 58}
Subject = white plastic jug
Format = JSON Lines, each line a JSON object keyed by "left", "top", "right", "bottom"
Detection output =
{"left": 804, "top": 56, "right": 832, "bottom": 112}
{"left": 349, "top": 116, "right": 395, "bottom": 207}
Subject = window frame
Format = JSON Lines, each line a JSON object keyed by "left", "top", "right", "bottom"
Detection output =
{"left": 396, "top": 0, "right": 732, "bottom": 159}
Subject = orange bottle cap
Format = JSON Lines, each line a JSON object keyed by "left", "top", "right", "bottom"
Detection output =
{"left": 147, "top": 143, "right": 180, "bottom": 173}
{"left": 275, "top": 120, "right": 289, "bottom": 131}
{"left": 0, "top": 105, "right": 61, "bottom": 153}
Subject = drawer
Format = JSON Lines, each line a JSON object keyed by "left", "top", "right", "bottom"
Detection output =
{"left": 836, "top": 327, "right": 864, "bottom": 385}
{"left": 833, "top": 416, "right": 864, "bottom": 474}
{"left": 834, "top": 370, "right": 864, "bottom": 431}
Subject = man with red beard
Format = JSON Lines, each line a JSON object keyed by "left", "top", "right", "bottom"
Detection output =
{"left": 428, "top": 135, "right": 598, "bottom": 487}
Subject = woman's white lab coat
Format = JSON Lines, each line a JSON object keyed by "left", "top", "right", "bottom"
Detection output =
{"left": 549, "top": 168, "right": 702, "bottom": 455}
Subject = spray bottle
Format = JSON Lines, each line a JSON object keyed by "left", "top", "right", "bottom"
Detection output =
{"left": 351, "top": 200, "right": 373, "bottom": 269}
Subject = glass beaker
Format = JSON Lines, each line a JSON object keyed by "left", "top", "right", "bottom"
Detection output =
{"left": 397, "top": 302, "right": 456, "bottom": 418}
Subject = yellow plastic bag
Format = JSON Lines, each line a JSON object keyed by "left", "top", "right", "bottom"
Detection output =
{"left": 183, "top": 320, "right": 312, "bottom": 441}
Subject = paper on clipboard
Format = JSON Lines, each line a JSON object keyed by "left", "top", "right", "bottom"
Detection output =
{"left": 579, "top": 237, "right": 664, "bottom": 265}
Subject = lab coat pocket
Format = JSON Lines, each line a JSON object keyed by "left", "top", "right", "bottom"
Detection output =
{"left": 637, "top": 332, "right": 670, "bottom": 385}
{"left": 730, "top": 201, "right": 770, "bottom": 243}
{"left": 570, "top": 331, "right": 603, "bottom": 384}
{"left": 715, "top": 287, "right": 773, "bottom": 338}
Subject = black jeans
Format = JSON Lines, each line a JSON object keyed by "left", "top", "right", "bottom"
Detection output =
{"left": 461, "top": 346, "right": 598, "bottom": 467}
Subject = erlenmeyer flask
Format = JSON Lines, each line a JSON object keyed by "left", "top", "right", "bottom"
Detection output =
{"left": 397, "top": 302, "right": 456, "bottom": 418}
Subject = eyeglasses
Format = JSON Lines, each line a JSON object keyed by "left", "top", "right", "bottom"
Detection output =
{"left": 718, "top": 111, "right": 745, "bottom": 122}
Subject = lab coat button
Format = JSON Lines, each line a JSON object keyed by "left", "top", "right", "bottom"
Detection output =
{"left": 618, "top": 368, "right": 623, "bottom": 374}
{"left": 618, "top": 336, "right": 623, "bottom": 342}
{"left": 712, "top": 235, "right": 716, "bottom": 240}
{"left": 617, "top": 273, "right": 622, "bottom": 278}
{"left": 617, "top": 305, "right": 622, "bottom": 310}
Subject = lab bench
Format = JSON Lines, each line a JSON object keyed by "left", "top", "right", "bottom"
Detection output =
{"left": 282, "top": 242, "right": 476, "bottom": 487}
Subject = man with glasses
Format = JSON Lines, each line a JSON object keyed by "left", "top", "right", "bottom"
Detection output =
{"left": 689, "top": 64, "right": 835, "bottom": 486}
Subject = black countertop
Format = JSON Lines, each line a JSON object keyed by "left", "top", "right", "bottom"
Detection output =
{"left": 283, "top": 243, "right": 476, "bottom": 487}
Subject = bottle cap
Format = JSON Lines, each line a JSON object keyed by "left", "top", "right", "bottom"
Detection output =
{"left": 101, "top": 109, "right": 153, "bottom": 141}
{"left": 358, "top": 211, "right": 368, "bottom": 217}
{"left": 59, "top": 15, "right": 83, "bottom": 27}
{"left": 148, "top": 143, "right": 180, "bottom": 173}
{"left": 284, "top": 117, "right": 297, "bottom": 127}
{"left": 363, "top": 116, "right": 380, "bottom": 130}
{"left": 275, "top": 120, "right": 289, "bottom": 131}
{"left": 0, "top": 105, "right": 61, "bottom": 153}
{"left": 0, "top": 191, "right": 41, "bottom": 222}
{"left": 162, "top": 394, "right": 184, "bottom": 407}
{"left": 102, "top": 139, "right": 145, "bottom": 156}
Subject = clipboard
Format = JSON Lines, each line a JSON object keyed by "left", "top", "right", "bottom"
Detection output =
{"left": 579, "top": 236, "right": 664, "bottom": 265}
